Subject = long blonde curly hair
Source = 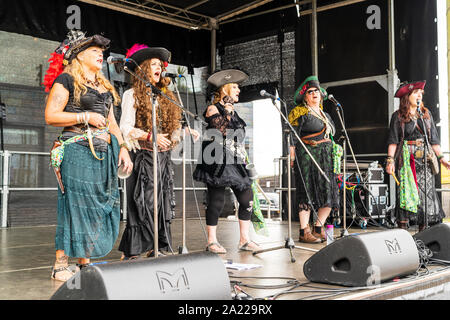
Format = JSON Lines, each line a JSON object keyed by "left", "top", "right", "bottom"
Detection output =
{"left": 132, "top": 59, "right": 181, "bottom": 140}
{"left": 64, "top": 58, "right": 121, "bottom": 106}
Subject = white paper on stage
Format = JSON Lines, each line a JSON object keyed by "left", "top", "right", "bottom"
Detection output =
{"left": 251, "top": 96, "right": 283, "bottom": 178}
{"left": 223, "top": 261, "right": 263, "bottom": 271}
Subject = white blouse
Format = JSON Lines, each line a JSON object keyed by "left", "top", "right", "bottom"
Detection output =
{"left": 119, "top": 88, "right": 149, "bottom": 152}
{"left": 120, "top": 88, "right": 183, "bottom": 152}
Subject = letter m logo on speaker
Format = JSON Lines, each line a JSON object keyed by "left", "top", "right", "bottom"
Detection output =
{"left": 384, "top": 238, "right": 402, "bottom": 254}
{"left": 156, "top": 268, "right": 190, "bottom": 293}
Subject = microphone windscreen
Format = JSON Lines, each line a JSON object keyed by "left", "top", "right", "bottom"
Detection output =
{"left": 260, "top": 90, "right": 266, "bottom": 97}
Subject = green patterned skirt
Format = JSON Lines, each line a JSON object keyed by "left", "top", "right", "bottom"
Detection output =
{"left": 55, "top": 136, "right": 120, "bottom": 259}
{"left": 293, "top": 141, "right": 339, "bottom": 212}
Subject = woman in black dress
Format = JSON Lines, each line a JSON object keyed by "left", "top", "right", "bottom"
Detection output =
{"left": 386, "top": 80, "right": 450, "bottom": 230}
{"left": 193, "top": 69, "right": 261, "bottom": 254}
{"left": 288, "top": 75, "right": 339, "bottom": 243}
{"left": 118, "top": 44, "right": 191, "bottom": 259}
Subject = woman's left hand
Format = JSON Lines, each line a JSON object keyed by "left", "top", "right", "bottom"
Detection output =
{"left": 440, "top": 158, "right": 450, "bottom": 170}
{"left": 118, "top": 147, "right": 133, "bottom": 174}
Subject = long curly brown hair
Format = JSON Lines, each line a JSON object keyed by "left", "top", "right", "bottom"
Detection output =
{"left": 133, "top": 59, "right": 181, "bottom": 140}
{"left": 398, "top": 92, "right": 430, "bottom": 122}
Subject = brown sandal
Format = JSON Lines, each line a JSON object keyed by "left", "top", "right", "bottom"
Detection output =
{"left": 206, "top": 242, "right": 227, "bottom": 254}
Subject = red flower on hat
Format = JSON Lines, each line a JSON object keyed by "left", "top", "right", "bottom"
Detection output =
{"left": 300, "top": 84, "right": 309, "bottom": 95}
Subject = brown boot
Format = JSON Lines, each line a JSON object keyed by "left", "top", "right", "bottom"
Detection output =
{"left": 312, "top": 226, "right": 326, "bottom": 242}
{"left": 397, "top": 220, "right": 408, "bottom": 230}
{"left": 299, "top": 226, "right": 321, "bottom": 243}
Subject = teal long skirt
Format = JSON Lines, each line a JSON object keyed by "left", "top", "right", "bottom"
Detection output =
{"left": 55, "top": 136, "right": 120, "bottom": 259}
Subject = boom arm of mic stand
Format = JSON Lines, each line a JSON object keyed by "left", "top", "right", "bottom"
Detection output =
{"left": 271, "top": 99, "right": 331, "bottom": 184}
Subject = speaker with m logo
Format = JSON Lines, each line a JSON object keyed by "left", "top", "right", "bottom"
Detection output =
{"left": 50, "top": 252, "right": 231, "bottom": 300}
{"left": 303, "top": 229, "right": 420, "bottom": 287}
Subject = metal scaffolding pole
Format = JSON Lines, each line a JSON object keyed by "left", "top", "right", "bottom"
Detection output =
{"left": 311, "top": 0, "right": 318, "bottom": 75}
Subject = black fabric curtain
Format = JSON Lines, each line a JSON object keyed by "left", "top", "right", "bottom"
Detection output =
{"left": 238, "top": 81, "right": 279, "bottom": 103}
{"left": 0, "top": 0, "right": 210, "bottom": 67}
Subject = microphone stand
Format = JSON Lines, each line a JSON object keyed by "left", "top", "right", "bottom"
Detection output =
{"left": 417, "top": 104, "right": 428, "bottom": 230}
{"left": 329, "top": 98, "right": 363, "bottom": 237}
{"left": 252, "top": 97, "right": 326, "bottom": 262}
{"left": 171, "top": 76, "right": 190, "bottom": 254}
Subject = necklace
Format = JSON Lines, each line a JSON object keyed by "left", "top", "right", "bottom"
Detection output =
{"left": 84, "top": 75, "right": 100, "bottom": 88}
{"left": 307, "top": 104, "right": 333, "bottom": 139}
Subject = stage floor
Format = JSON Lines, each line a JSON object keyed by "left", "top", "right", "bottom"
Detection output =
{"left": 1, "top": 217, "right": 450, "bottom": 300}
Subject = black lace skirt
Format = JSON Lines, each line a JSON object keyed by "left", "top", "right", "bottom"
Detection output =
{"left": 395, "top": 152, "right": 445, "bottom": 226}
{"left": 193, "top": 163, "right": 252, "bottom": 191}
{"left": 293, "top": 141, "right": 339, "bottom": 212}
{"left": 118, "top": 150, "right": 175, "bottom": 256}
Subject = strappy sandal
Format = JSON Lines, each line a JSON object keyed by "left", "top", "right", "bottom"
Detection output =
{"left": 146, "top": 250, "right": 166, "bottom": 258}
{"left": 238, "top": 241, "right": 261, "bottom": 252}
{"left": 206, "top": 242, "right": 227, "bottom": 254}
{"left": 121, "top": 255, "right": 140, "bottom": 261}
{"left": 51, "top": 266, "right": 75, "bottom": 282}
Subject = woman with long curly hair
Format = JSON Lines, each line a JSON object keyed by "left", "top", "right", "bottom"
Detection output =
{"left": 118, "top": 44, "right": 198, "bottom": 259}
{"left": 44, "top": 31, "right": 132, "bottom": 281}
{"left": 386, "top": 80, "right": 450, "bottom": 230}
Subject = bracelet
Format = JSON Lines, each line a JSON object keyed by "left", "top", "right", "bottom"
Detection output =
{"left": 84, "top": 112, "right": 90, "bottom": 125}
{"left": 146, "top": 132, "right": 152, "bottom": 142}
{"left": 119, "top": 142, "right": 128, "bottom": 150}
{"left": 386, "top": 156, "right": 394, "bottom": 164}
{"left": 76, "top": 113, "right": 81, "bottom": 124}
{"left": 438, "top": 154, "right": 444, "bottom": 161}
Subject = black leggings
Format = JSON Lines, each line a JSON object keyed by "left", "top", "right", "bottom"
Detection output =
{"left": 206, "top": 185, "right": 253, "bottom": 226}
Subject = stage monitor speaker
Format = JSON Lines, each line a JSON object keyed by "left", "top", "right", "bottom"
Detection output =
{"left": 414, "top": 223, "right": 450, "bottom": 261}
{"left": 50, "top": 252, "right": 231, "bottom": 300}
{"left": 303, "top": 229, "right": 420, "bottom": 287}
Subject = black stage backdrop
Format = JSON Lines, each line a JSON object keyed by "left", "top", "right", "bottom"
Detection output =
{"left": 295, "top": 0, "right": 439, "bottom": 155}
{"left": 0, "top": 0, "right": 210, "bottom": 67}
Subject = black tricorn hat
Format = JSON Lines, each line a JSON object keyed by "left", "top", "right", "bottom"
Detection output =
{"left": 58, "top": 30, "right": 110, "bottom": 65}
{"left": 124, "top": 44, "right": 171, "bottom": 72}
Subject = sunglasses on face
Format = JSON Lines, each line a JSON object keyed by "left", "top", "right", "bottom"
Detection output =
{"left": 306, "top": 88, "right": 320, "bottom": 95}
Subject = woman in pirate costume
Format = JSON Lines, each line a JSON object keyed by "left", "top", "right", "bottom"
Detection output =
{"left": 118, "top": 44, "right": 198, "bottom": 259}
{"left": 288, "top": 76, "right": 339, "bottom": 243}
{"left": 386, "top": 81, "right": 450, "bottom": 230}
{"left": 44, "top": 31, "right": 132, "bottom": 281}
{"left": 193, "top": 69, "right": 261, "bottom": 254}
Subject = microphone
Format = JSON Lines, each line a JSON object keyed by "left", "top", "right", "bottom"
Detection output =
{"left": 161, "top": 71, "right": 184, "bottom": 78}
{"left": 106, "top": 56, "right": 129, "bottom": 64}
{"left": 417, "top": 100, "right": 423, "bottom": 116}
{"left": 328, "top": 94, "right": 341, "bottom": 107}
{"left": 260, "top": 90, "right": 279, "bottom": 101}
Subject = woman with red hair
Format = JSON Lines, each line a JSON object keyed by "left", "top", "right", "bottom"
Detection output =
{"left": 386, "top": 81, "right": 450, "bottom": 230}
